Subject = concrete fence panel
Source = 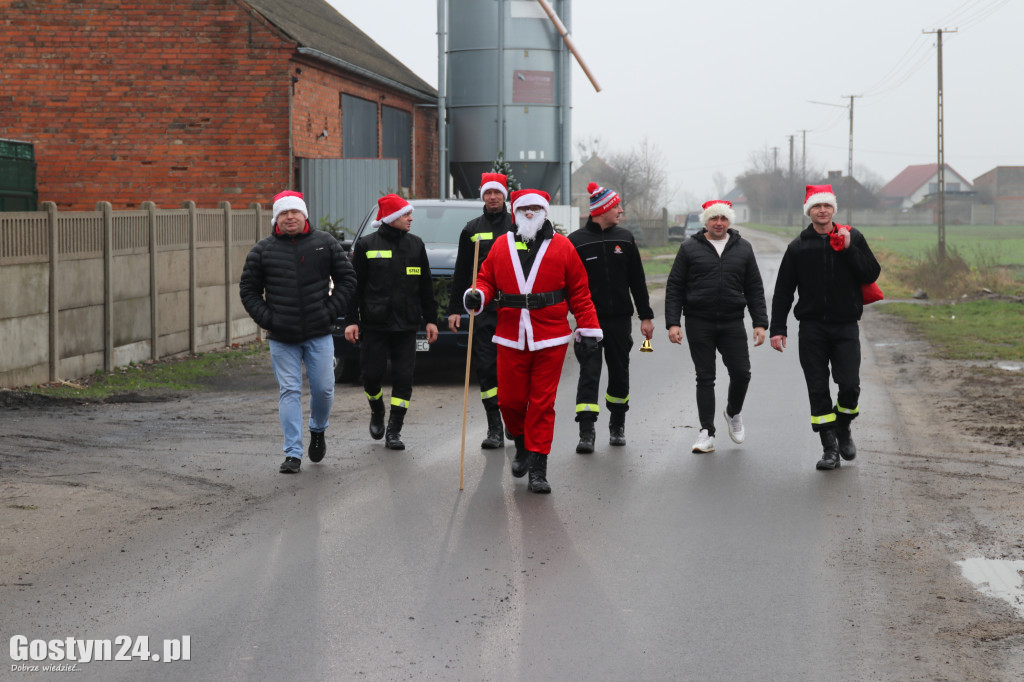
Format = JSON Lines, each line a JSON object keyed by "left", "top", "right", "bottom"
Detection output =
{"left": 0, "top": 201, "right": 267, "bottom": 388}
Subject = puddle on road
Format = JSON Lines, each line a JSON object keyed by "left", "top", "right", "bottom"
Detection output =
{"left": 958, "top": 558, "right": 1024, "bottom": 617}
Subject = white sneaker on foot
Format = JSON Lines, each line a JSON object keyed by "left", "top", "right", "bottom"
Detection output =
{"left": 724, "top": 410, "right": 745, "bottom": 444}
{"left": 692, "top": 429, "right": 715, "bottom": 453}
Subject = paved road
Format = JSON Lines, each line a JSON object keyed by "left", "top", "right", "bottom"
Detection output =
{"left": 4, "top": 229, "right": 934, "bottom": 680}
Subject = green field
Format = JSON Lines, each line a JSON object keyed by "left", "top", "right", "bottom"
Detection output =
{"left": 642, "top": 225, "right": 1024, "bottom": 362}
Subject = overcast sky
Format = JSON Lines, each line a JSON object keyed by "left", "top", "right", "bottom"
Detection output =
{"left": 329, "top": 0, "right": 1018, "bottom": 211}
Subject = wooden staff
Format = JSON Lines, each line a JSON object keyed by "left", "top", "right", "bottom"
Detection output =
{"left": 459, "top": 238, "right": 483, "bottom": 491}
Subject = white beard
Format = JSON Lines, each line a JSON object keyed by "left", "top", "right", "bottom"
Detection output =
{"left": 515, "top": 209, "right": 547, "bottom": 242}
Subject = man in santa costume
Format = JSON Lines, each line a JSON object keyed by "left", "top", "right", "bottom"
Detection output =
{"left": 769, "top": 184, "right": 881, "bottom": 471}
{"left": 464, "top": 189, "right": 602, "bottom": 493}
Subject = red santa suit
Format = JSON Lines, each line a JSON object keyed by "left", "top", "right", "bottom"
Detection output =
{"left": 469, "top": 211, "right": 602, "bottom": 456}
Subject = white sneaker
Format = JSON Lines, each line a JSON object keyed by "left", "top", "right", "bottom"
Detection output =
{"left": 692, "top": 429, "right": 715, "bottom": 453}
{"left": 724, "top": 410, "right": 745, "bottom": 444}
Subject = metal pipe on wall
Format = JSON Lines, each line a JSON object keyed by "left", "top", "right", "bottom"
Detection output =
{"left": 437, "top": 0, "right": 448, "bottom": 198}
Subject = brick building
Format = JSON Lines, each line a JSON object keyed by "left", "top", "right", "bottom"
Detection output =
{"left": 0, "top": 0, "right": 438, "bottom": 210}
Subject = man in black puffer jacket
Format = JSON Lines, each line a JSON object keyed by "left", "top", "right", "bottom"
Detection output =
{"left": 345, "top": 194, "right": 439, "bottom": 451}
{"left": 240, "top": 190, "right": 357, "bottom": 474}
{"left": 665, "top": 199, "right": 768, "bottom": 454}
{"left": 770, "top": 184, "right": 881, "bottom": 471}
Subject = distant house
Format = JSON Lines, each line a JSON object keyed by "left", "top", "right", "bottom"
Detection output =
{"left": 0, "top": 0, "right": 438, "bottom": 210}
{"left": 723, "top": 187, "right": 751, "bottom": 223}
{"left": 817, "top": 170, "right": 878, "bottom": 210}
{"left": 879, "top": 164, "right": 973, "bottom": 210}
{"left": 972, "top": 167, "right": 1024, "bottom": 225}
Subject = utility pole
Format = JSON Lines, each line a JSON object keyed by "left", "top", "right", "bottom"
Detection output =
{"left": 788, "top": 135, "right": 795, "bottom": 227}
{"left": 840, "top": 94, "right": 862, "bottom": 226}
{"left": 797, "top": 129, "right": 810, "bottom": 188}
{"left": 771, "top": 146, "right": 778, "bottom": 172}
{"left": 924, "top": 28, "right": 956, "bottom": 259}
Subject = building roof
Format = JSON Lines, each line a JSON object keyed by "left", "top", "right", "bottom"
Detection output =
{"left": 880, "top": 163, "right": 971, "bottom": 198}
{"left": 245, "top": 0, "right": 437, "bottom": 101}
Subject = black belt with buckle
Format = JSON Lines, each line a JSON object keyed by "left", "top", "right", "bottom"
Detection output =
{"left": 496, "top": 290, "right": 567, "bottom": 310}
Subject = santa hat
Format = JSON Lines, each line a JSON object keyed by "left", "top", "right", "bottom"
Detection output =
{"left": 587, "top": 182, "right": 621, "bottom": 216}
{"left": 479, "top": 173, "right": 509, "bottom": 200}
{"left": 699, "top": 199, "right": 735, "bottom": 226}
{"left": 803, "top": 184, "right": 838, "bottom": 216}
{"left": 372, "top": 193, "right": 413, "bottom": 227}
{"left": 511, "top": 189, "right": 550, "bottom": 215}
{"left": 271, "top": 190, "right": 308, "bottom": 226}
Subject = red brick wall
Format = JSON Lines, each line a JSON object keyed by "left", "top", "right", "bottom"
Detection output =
{"left": 0, "top": 1, "right": 438, "bottom": 209}
{"left": 290, "top": 61, "right": 438, "bottom": 198}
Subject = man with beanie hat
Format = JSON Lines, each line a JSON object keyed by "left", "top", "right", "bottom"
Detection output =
{"left": 240, "top": 190, "right": 357, "bottom": 474}
{"left": 447, "top": 173, "right": 513, "bottom": 450}
{"left": 463, "top": 189, "right": 602, "bottom": 493}
{"left": 568, "top": 182, "right": 655, "bottom": 453}
{"left": 665, "top": 199, "right": 768, "bottom": 454}
{"left": 345, "top": 194, "right": 439, "bottom": 451}
{"left": 769, "top": 184, "right": 881, "bottom": 470}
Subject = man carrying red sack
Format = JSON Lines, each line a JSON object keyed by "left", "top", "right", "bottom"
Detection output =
{"left": 464, "top": 189, "right": 602, "bottom": 493}
{"left": 769, "top": 184, "right": 881, "bottom": 470}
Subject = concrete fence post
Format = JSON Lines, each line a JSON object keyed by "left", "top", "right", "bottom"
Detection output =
{"left": 182, "top": 200, "right": 197, "bottom": 355}
{"left": 143, "top": 201, "right": 159, "bottom": 361}
{"left": 44, "top": 201, "right": 59, "bottom": 381}
{"left": 97, "top": 201, "right": 113, "bottom": 372}
{"left": 220, "top": 201, "right": 233, "bottom": 348}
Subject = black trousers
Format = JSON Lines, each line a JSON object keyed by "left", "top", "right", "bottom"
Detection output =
{"left": 574, "top": 315, "right": 633, "bottom": 423}
{"left": 359, "top": 329, "right": 417, "bottom": 412}
{"left": 472, "top": 308, "right": 499, "bottom": 412}
{"left": 797, "top": 320, "right": 861, "bottom": 432}
{"left": 684, "top": 317, "right": 751, "bottom": 438}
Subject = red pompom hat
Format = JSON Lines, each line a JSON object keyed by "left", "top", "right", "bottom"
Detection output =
{"left": 587, "top": 182, "right": 621, "bottom": 216}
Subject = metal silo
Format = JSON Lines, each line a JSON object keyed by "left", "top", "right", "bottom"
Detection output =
{"left": 444, "top": 0, "right": 571, "bottom": 200}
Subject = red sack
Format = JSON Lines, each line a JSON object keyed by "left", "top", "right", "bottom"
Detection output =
{"left": 862, "top": 282, "right": 884, "bottom": 305}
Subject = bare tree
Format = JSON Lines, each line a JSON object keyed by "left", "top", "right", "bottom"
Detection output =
{"left": 606, "top": 138, "right": 671, "bottom": 221}
{"left": 712, "top": 171, "right": 729, "bottom": 198}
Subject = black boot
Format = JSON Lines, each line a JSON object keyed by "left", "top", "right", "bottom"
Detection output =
{"left": 481, "top": 409, "right": 504, "bottom": 450}
{"left": 368, "top": 399, "right": 385, "bottom": 441}
{"left": 576, "top": 422, "right": 596, "bottom": 454}
{"left": 836, "top": 423, "right": 857, "bottom": 461}
{"left": 609, "top": 413, "right": 626, "bottom": 446}
{"left": 385, "top": 410, "right": 405, "bottom": 450}
{"left": 527, "top": 452, "right": 551, "bottom": 494}
{"left": 511, "top": 436, "right": 529, "bottom": 478}
{"left": 816, "top": 429, "right": 840, "bottom": 470}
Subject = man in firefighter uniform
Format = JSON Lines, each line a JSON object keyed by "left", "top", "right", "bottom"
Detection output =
{"left": 447, "top": 173, "right": 513, "bottom": 450}
{"left": 464, "top": 189, "right": 602, "bottom": 494}
{"left": 345, "top": 194, "right": 439, "bottom": 451}
{"left": 769, "top": 184, "right": 881, "bottom": 470}
{"left": 569, "top": 182, "right": 655, "bottom": 453}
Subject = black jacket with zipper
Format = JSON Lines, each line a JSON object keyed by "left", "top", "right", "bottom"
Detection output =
{"left": 447, "top": 206, "right": 512, "bottom": 315}
{"left": 346, "top": 223, "right": 437, "bottom": 332}
{"left": 664, "top": 229, "right": 768, "bottom": 329}
{"left": 769, "top": 223, "right": 881, "bottom": 338}
{"left": 239, "top": 226, "right": 356, "bottom": 344}
{"left": 568, "top": 219, "right": 654, "bottom": 320}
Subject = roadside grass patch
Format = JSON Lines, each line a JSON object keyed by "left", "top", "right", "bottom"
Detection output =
{"left": 24, "top": 343, "right": 266, "bottom": 400}
{"left": 878, "top": 300, "right": 1024, "bottom": 361}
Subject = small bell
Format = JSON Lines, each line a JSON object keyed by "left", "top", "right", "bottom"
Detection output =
{"left": 639, "top": 338, "right": 653, "bottom": 353}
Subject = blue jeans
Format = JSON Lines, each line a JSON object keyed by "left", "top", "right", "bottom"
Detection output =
{"left": 269, "top": 335, "right": 335, "bottom": 458}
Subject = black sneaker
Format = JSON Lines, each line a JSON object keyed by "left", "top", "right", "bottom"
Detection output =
{"left": 279, "top": 456, "right": 301, "bottom": 474}
{"left": 308, "top": 431, "right": 326, "bottom": 462}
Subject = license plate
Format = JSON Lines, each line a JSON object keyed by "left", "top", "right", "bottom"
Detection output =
{"left": 416, "top": 337, "right": 430, "bottom": 352}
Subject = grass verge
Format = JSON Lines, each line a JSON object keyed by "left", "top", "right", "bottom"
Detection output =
{"left": 22, "top": 342, "right": 266, "bottom": 400}
{"left": 877, "top": 299, "right": 1024, "bottom": 361}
